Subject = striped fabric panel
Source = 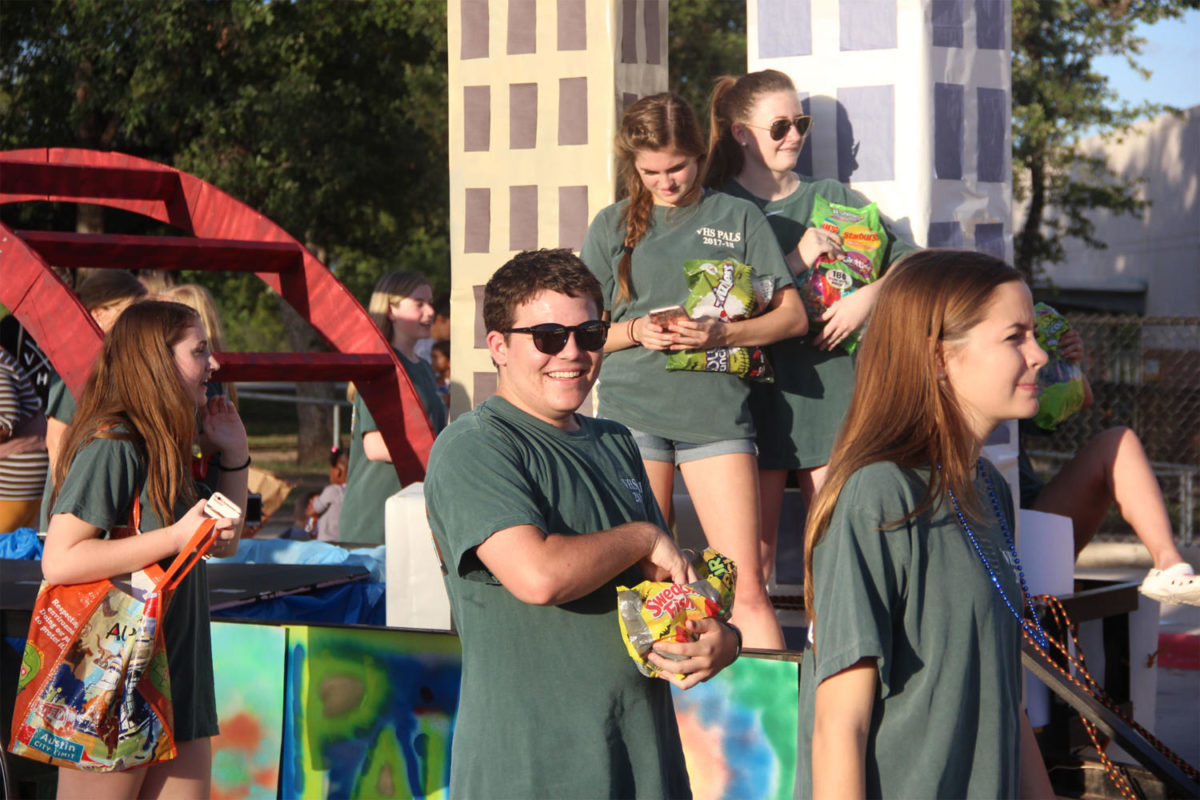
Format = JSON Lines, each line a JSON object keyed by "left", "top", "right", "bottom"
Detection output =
{"left": 0, "top": 350, "right": 49, "bottom": 501}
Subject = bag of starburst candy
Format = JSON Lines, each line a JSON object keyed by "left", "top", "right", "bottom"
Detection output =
{"left": 616, "top": 548, "right": 736, "bottom": 679}
{"left": 797, "top": 196, "right": 888, "bottom": 354}
{"left": 665, "top": 258, "right": 774, "bottom": 381}
{"left": 1032, "top": 302, "right": 1086, "bottom": 431}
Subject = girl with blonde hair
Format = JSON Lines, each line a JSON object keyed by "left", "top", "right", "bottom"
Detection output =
{"left": 158, "top": 284, "right": 237, "bottom": 407}
{"left": 798, "top": 250, "right": 1053, "bottom": 799}
{"left": 43, "top": 300, "right": 248, "bottom": 799}
{"left": 581, "top": 92, "right": 807, "bottom": 649}
{"left": 339, "top": 269, "right": 447, "bottom": 544}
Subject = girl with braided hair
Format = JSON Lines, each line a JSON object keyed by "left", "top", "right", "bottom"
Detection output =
{"left": 581, "top": 92, "right": 807, "bottom": 649}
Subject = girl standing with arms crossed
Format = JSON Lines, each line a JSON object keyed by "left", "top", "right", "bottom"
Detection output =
{"left": 798, "top": 251, "right": 1053, "bottom": 799}
{"left": 705, "top": 70, "right": 917, "bottom": 584}
{"left": 581, "top": 92, "right": 807, "bottom": 649}
{"left": 43, "top": 301, "right": 248, "bottom": 799}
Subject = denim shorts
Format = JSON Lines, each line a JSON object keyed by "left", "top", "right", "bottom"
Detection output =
{"left": 626, "top": 427, "right": 757, "bottom": 465}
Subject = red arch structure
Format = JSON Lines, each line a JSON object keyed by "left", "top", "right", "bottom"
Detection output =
{"left": 0, "top": 148, "right": 434, "bottom": 484}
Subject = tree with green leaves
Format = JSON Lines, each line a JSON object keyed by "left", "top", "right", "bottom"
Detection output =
{"left": 669, "top": 0, "right": 747, "bottom": 115}
{"left": 1, "top": 0, "right": 448, "bottom": 461}
{"left": 1012, "top": 0, "right": 1199, "bottom": 281}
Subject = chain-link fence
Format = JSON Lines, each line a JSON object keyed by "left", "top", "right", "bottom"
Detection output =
{"left": 1023, "top": 315, "right": 1200, "bottom": 545}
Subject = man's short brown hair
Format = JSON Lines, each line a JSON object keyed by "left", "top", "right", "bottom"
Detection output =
{"left": 483, "top": 249, "right": 605, "bottom": 333}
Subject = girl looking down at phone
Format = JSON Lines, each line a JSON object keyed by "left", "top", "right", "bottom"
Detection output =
{"left": 580, "top": 92, "right": 807, "bottom": 649}
{"left": 43, "top": 300, "right": 248, "bottom": 799}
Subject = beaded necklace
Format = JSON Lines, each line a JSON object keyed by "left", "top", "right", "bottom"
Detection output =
{"left": 945, "top": 459, "right": 1050, "bottom": 650}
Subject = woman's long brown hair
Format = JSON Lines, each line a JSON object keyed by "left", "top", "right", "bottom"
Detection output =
{"left": 613, "top": 92, "right": 706, "bottom": 305}
{"left": 52, "top": 301, "right": 203, "bottom": 528}
{"left": 803, "top": 250, "right": 1025, "bottom": 623}
{"left": 703, "top": 69, "right": 797, "bottom": 189}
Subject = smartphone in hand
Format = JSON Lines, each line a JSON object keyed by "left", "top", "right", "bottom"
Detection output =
{"left": 203, "top": 492, "right": 242, "bottom": 520}
{"left": 648, "top": 305, "right": 689, "bottom": 327}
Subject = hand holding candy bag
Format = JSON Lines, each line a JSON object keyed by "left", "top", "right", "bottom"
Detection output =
{"left": 616, "top": 548, "right": 736, "bottom": 679}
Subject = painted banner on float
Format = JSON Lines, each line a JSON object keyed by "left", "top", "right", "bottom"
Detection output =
{"left": 208, "top": 621, "right": 798, "bottom": 799}
{"left": 211, "top": 622, "right": 286, "bottom": 800}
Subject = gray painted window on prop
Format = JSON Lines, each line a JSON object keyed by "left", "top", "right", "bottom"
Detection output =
{"left": 559, "top": 77, "right": 588, "bottom": 145}
{"left": 461, "top": 0, "right": 489, "bottom": 59}
{"left": 927, "top": 221, "right": 963, "bottom": 248}
{"left": 977, "top": 87, "right": 1007, "bottom": 182}
{"left": 510, "top": 83, "right": 537, "bottom": 149}
{"left": 838, "top": 85, "right": 894, "bottom": 182}
{"left": 507, "top": 0, "right": 535, "bottom": 54}
{"left": 934, "top": 82, "right": 964, "bottom": 180}
{"left": 557, "top": 0, "right": 587, "bottom": 50}
{"left": 464, "top": 86, "right": 490, "bottom": 152}
{"left": 758, "top": 0, "right": 812, "bottom": 58}
{"left": 932, "top": 0, "right": 963, "bottom": 48}
{"left": 840, "top": 0, "right": 896, "bottom": 51}
{"left": 559, "top": 186, "right": 589, "bottom": 250}
{"left": 465, "top": 189, "right": 490, "bottom": 253}
{"left": 975, "top": 222, "right": 1005, "bottom": 259}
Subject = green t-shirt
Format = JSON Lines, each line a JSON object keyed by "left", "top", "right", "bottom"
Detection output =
{"left": 580, "top": 190, "right": 793, "bottom": 443}
{"left": 722, "top": 178, "right": 917, "bottom": 469}
{"left": 49, "top": 432, "right": 218, "bottom": 742}
{"left": 797, "top": 461, "right": 1023, "bottom": 799}
{"left": 38, "top": 369, "right": 79, "bottom": 529}
{"left": 425, "top": 396, "right": 690, "bottom": 799}
{"left": 340, "top": 350, "right": 447, "bottom": 545}
{"left": 45, "top": 368, "right": 76, "bottom": 425}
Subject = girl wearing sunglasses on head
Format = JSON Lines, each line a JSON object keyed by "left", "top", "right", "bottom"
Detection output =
{"left": 340, "top": 270, "right": 448, "bottom": 545}
{"left": 705, "top": 70, "right": 917, "bottom": 589}
{"left": 580, "top": 92, "right": 808, "bottom": 650}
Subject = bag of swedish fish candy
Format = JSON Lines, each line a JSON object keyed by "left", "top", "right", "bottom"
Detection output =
{"left": 665, "top": 259, "right": 774, "bottom": 381}
{"left": 797, "top": 196, "right": 888, "bottom": 354}
{"left": 616, "top": 548, "right": 736, "bottom": 679}
{"left": 1032, "top": 302, "right": 1086, "bottom": 431}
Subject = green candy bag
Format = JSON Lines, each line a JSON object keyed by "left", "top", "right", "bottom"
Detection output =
{"left": 1033, "top": 302, "right": 1085, "bottom": 430}
{"left": 664, "top": 258, "right": 774, "bottom": 381}
{"left": 797, "top": 196, "right": 887, "bottom": 354}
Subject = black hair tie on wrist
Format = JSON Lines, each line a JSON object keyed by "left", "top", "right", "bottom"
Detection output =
{"left": 727, "top": 622, "right": 742, "bottom": 660}
{"left": 217, "top": 454, "right": 252, "bottom": 471}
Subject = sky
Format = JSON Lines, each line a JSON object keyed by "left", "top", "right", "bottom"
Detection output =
{"left": 1092, "top": 9, "right": 1200, "bottom": 112}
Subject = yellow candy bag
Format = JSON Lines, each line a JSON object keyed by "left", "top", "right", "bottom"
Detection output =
{"left": 616, "top": 548, "right": 736, "bottom": 678}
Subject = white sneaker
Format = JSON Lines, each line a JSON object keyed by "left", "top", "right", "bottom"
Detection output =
{"left": 1138, "top": 563, "right": 1200, "bottom": 606}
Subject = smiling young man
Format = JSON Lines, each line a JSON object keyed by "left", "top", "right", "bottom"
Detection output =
{"left": 424, "top": 249, "right": 739, "bottom": 799}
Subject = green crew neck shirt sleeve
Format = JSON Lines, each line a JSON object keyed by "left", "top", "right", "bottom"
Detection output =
{"left": 580, "top": 191, "right": 793, "bottom": 443}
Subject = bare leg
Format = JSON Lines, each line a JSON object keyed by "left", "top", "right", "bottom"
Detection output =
{"left": 1033, "top": 427, "right": 1184, "bottom": 569}
{"left": 138, "top": 738, "right": 213, "bottom": 799}
{"left": 681, "top": 453, "right": 785, "bottom": 649}
{"left": 757, "top": 469, "right": 788, "bottom": 585}
{"left": 642, "top": 457, "right": 676, "bottom": 533}
{"left": 796, "top": 464, "right": 829, "bottom": 508}
{"left": 57, "top": 765, "right": 146, "bottom": 799}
